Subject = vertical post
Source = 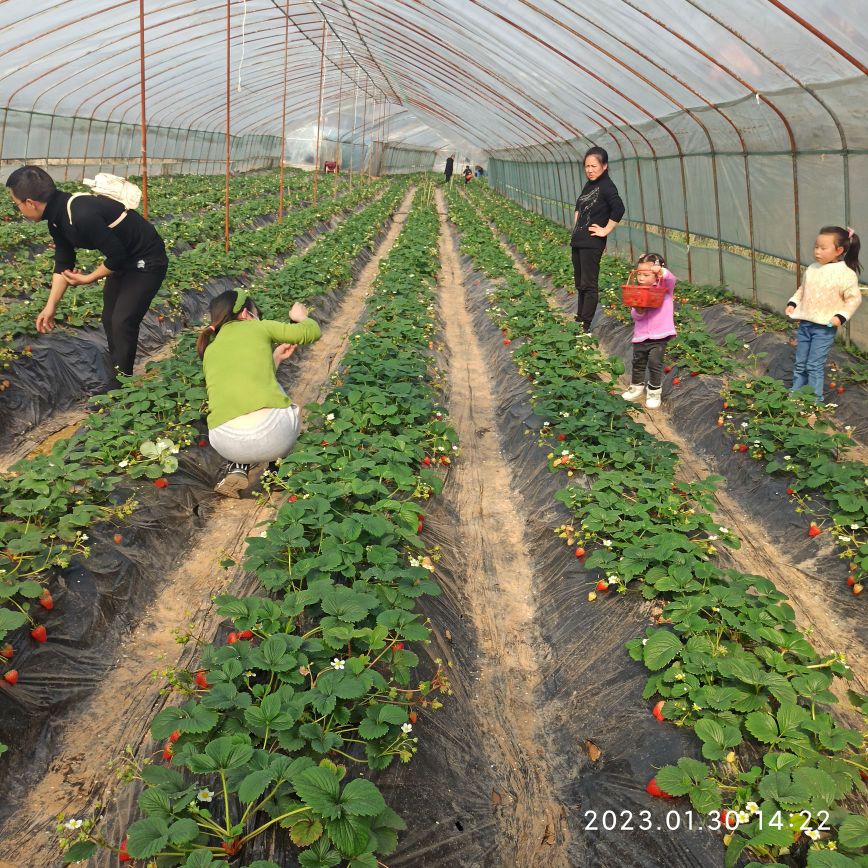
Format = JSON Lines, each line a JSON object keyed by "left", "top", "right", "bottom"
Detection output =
{"left": 224, "top": 0, "right": 231, "bottom": 252}
{"left": 278, "top": 0, "right": 289, "bottom": 221}
{"left": 138, "top": 0, "right": 149, "bottom": 217}
{"left": 334, "top": 46, "right": 344, "bottom": 199}
{"left": 360, "top": 82, "right": 368, "bottom": 185}
{"left": 349, "top": 67, "right": 359, "bottom": 191}
{"left": 312, "top": 21, "right": 326, "bottom": 206}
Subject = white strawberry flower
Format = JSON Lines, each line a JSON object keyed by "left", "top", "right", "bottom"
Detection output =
{"left": 746, "top": 801, "right": 760, "bottom": 814}
{"left": 118, "top": 459, "right": 129, "bottom": 468}
{"left": 737, "top": 811, "right": 750, "bottom": 823}
{"left": 602, "top": 539, "right": 612, "bottom": 547}
{"left": 331, "top": 658, "right": 346, "bottom": 670}
{"left": 401, "top": 722, "right": 413, "bottom": 734}
{"left": 197, "top": 789, "right": 215, "bottom": 803}
{"left": 707, "top": 535, "right": 718, "bottom": 541}
{"left": 326, "top": 413, "right": 335, "bottom": 421}
{"left": 64, "top": 819, "right": 84, "bottom": 830}
{"left": 741, "top": 422, "right": 749, "bottom": 428}
{"left": 805, "top": 829, "right": 821, "bottom": 841}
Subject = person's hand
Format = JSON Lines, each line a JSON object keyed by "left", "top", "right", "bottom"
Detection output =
{"left": 785, "top": 303, "right": 796, "bottom": 316}
{"left": 289, "top": 302, "right": 308, "bottom": 322}
{"left": 588, "top": 223, "right": 608, "bottom": 237}
{"left": 35, "top": 305, "right": 56, "bottom": 333}
{"left": 830, "top": 315, "right": 843, "bottom": 328}
{"left": 62, "top": 269, "right": 93, "bottom": 286}
{"left": 273, "top": 343, "right": 297, "bottom": 367}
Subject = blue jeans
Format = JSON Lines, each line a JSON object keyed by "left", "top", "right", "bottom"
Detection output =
{"left": 791, "top": 320, "right": 836, "bottom": 401}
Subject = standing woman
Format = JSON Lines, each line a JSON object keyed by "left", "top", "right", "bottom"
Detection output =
{"left": 198, "top": 289, "right": 321, "bottom": 497}
{"left": 6, "top": 165, "right": 168, "bottom": 384}
{"left": 570, "top": 147, "right": 625, "bottom": 332}
{"left": 444, "top": 154, "right": 454, "bottom": 185}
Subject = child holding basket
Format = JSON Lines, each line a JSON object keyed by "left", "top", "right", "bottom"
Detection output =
{"left": 620, "top": 253, "right": 676, "bottom": 410}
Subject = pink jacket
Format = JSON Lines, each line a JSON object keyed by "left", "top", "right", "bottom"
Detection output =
{"left": 630, "top": 268, "right": 677, "bottom": 342}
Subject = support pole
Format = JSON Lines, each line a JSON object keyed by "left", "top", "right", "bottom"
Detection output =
{"left": 334, "top": 46, "right": 344, "bottom": 199}
{"left": 278, "top": 0, "right": 289, "bottom": 221}
{"left": 224, "top": 0, "right": 231, "bottom": 252}
{"left": 138, "top": 0, "right": 149, "bottom": 218}
{"left": 312, "top": 21, "right": 326, "bottom": 206}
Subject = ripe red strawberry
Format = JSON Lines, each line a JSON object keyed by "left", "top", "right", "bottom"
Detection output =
{"left": 558, "top": 433, "right": 566, "bottom": 440}
{"left": 198, "top": 439, "right": 207, "bottom": 447}
{"left": 154, "top": 478, "right": 168, "bottom": 489}
{"left": 417, "top": 523, "right": 424, "bottom": 534}
{"left": 30, "top": 624, "right": 47, "bottom": 643}
{"left": 664, "top": 366, "right": 672, "bottom": 373}
{"left": 808, "top": 523, "right": 822, "bottom": 538}
{"left": 38, "top": 590, "right": 53, "bottom": 610}
{"left": 113, "top": 533, "right": 124, "bottom": 544}
{"left": 575, "top": 547, "right": 586, "bottom": 558}
{"left": 652, "top": 700, "right": 665, "bottom": 722}
{"left": 237, "top": 629, "right": 254, "bottom": 640}
{"left": 786, "top": 487, "right": 795, "bottom": 496}
{"left": 227, "top": 631, "right": 238, "bottom": 644}
{"left": 503, "top": 338, "right": 511, "bottom": 345}
{"left": 289, "top": 495, "right": 298, "bottom": 502}
{"left": 118, "top": 839, "right": 130, "bottom": 862}
{"left": 672, "top": 377, "right": 680, "bottom": 385}
{"left": 690, "top": 371, "right": 699, "bottom": 377}
{"left": 321, "top": 440, "right": 329, "bottom": 447}
{"left": 837, "top": 386, "right": 844, "bottom": 394}
{"left": 394, "top": 642, "right": 405, "bottom": 651}
{"left": 846, "top": 576, "right": 856, "bottom": 587}
{"left": 3, "top": 670, "right": 18, "bottom": 685}
{"left": 828, "top": 382, "right": 836, "bottom": 389}
{"left": 596, "top": 580, "right": 609, "bottom": 592}
{"left": 646, "top": 777, "right": 672, "bottom": 798}
{"left": 162, "top": 743, "right": 173, "bottom": 760}
{"left": 423, "top": 456, "right": 432, "bottom": 466}
{"left": 169, "top": 730, "right": 181, "bottom": 743}
{"left": 738, "top": 444, "right": 748, "bottom": 453}
{"left": 1, "top": 643, "right": 13, "bottom": 660}
{"left": 194, "top": 671, "right": 211, "bottom": 690}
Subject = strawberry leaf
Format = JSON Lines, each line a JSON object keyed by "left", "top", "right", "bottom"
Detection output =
{"left": 339, "top": 779, "right": 386, "bottom": 817}
{"left": 126, "top": 816, "right": 169, "bottom": 858}
{"left": 642, "top": 630, "right": 683, "bottom": 671}
{"left": 62, "top": 841, "right": 98, "bottom": 864}
{"left": 290, "top": 816, "right": 324, "bottom": 847}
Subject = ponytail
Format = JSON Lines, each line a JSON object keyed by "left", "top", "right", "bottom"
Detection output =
{"left": 819, "top": 225, "right": 862, "bottom": 275}
{"left": 638, "top": 251, "right": 666, "bottom": 268}
{"left": 196, "top": 289, "right": 257, "bottom": 358}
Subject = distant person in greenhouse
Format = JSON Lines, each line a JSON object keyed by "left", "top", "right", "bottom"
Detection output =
{"left": 570, "top": 146, "right": 625, "bottom": 333}
{"left": 463, "top": 165, "right": 473, "bottom": 185}
{"left": 6, "top": 165, "right": 168, "bottom": 385}
{"left": 785, "top": 225, "right": 862, "bottom": 402}
{"left": 620, "top": 253, "right": 676, "bottom": 410}
{"left": 444, "top": 154, "right": 454, "bottom": 184}
{"left": 197, "top": 289, "right": 321, "bottom": 498}
{"left": 474, "top": 165, "right": 484, "bottom": 178}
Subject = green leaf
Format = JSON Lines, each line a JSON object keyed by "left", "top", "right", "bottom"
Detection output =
{"left": 294, "top": 766, "right": 342, "bottom": 819}
{"left": 654, "top": 765, "right": 692, "bottom": 797}
{"left": 745, "top": 711, "right": 779, "bottom": 744}
{"left": 837, "top": 813, "right": 868, "bottom": 851}
{"left": 138, "top": 786, "right": 171, "bottom": 819}
{"left": 152, "top": 703, "right": 218, "bottom": 740}
{"left": 790, "top": 767, "right": 837, "bottom": 811}
{"left": 183, "top": 851, "right": 215, "bottom": 868}
{"left": 290, "top": 816, "right": 324, "bottom": 846}
{"left": 126, "top": 816, "right": 170, "bottom": 859}
{"left": 0, "top": 609, "right": 28, "bottom": 632}
{"left": 63, "top": 841, "right": 98, "bottom": 864}
{"left": 239, "top": 769, "right": 275, "bottom": 804}
{"left": 642, "top": 630, "right": 683, "bottom": 671}
{"left": 326, "top": 814, "right": 371, "bottom": 857}
{"left": 169, "top": 817, "right": 200, "bottom": 845}
{"left": 204, "top": 736, "right": 254, "bottom": 770}
{"left": 340, "top": 779, "right": 386, "bottom": 817}
{"left": 806, "top": 851, "right": 863, "bottom": 868}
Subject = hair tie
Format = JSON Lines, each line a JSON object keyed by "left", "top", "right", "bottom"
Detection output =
{"left": 847, "top": 226, "right": 855, "bottom": 239}
{"left": 207, "top": 324, "right": 216, "bottom": 333}
{"left": 232, "top": 289, "right": 249, "bottom": 314}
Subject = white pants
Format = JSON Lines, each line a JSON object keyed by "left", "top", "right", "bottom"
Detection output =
{"left": 208, "top": 404, "right": 301, "bottom": 464}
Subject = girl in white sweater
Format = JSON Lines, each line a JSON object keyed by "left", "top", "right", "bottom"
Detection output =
{"left": 785, "top": 226, "right": 862, "bottom": 402}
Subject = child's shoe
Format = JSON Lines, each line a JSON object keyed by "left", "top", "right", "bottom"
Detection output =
{"left": 645, "top": 387, "right": 662, "bottom": 409}
{"left": 621, "top": 383, "right": 645, "bottom": 401}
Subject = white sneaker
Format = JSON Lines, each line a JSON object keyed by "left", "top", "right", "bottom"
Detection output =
{"left": 621, "top": 383, "right": 645, "bottom": 401}
{"left": 645, "top": 387, "right": 662, "bottom": 409}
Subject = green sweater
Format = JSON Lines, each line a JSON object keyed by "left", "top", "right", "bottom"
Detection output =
{"left": 203, "top": 317, "right": 321, "bottom": 429}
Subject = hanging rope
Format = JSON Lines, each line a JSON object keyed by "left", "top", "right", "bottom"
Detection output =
{"left": 334, "top": 46, "right": 344, "bottom": 199}
{"left": 137, "top": 0, "right": 149, "bottom": 218}
{"left": 312, "top": 21, "right": 326, "bottom": 206}
{"left": 237, "top": 0, "right": 247, "bottom": 92}
{"left": 349, "top": 66, "right": 358, "bottom": 193}
{"left": 278, "top": 0, "right": 289, "bottom": 222}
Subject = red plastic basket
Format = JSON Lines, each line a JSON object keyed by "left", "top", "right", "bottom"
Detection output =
{"left": 621, "top": 270, "right": 666, "bottom": 308}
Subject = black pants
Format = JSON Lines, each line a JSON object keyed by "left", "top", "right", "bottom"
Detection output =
{"left": 631, "top": 337, "right": 670, "bottom": 389}
{"left": 102, "top": 267, "right": 167, "bottom": 377}
{"left": 571, "top": 246, "right": 603, "bottom": 331}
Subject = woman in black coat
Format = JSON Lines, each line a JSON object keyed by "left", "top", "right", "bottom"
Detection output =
{"left": 570, "top": 147, "right": 625, "bottom": 332}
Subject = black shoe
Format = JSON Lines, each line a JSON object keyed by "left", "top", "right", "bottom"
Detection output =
{"left": 214, "top": 462, "right": 250, "bottom": 498}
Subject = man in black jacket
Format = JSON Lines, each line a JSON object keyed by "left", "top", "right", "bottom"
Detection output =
{"left": 444, "top": 154, "right": 454, "bottom": 184}
{"left": 570, "top": 147, "right": 625, "bottom": 332}
{"left": 7, "top": 165, "right": 168, "bottom": 381}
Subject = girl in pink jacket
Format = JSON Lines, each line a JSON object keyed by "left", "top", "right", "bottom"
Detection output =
{"left": 620, "top": 253, "right": 677, "bottom": 409}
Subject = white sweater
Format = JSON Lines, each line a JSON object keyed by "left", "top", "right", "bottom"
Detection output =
{"left": 787, "top": 261, "right": 862, "bottom": 325}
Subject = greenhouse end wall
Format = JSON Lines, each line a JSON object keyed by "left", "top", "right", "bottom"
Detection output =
{"left": 0, "top": 108, "right": 282, "bottom": 182}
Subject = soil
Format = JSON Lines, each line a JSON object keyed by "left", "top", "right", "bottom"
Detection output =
{"left": 430, "top": 187, "right": 570, "bottom": 866}
{"left": 0, "top": 187, "right": 417, "bottom": 863}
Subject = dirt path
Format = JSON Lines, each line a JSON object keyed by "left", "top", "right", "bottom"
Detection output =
{"left": 501, "top": 239, "right": 867, "bottom": 723}
{"left": 0, "top": 187, "right": 416, "bottom": 863}
{"left": 434, "top": 188, "right": 570, "bottom": 866}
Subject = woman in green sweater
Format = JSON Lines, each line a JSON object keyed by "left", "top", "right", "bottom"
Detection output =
{"left": 197, "top": 288, "right": 321, "bottom": 497}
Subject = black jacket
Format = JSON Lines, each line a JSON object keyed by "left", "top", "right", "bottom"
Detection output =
{"left": 570, "top": 171, "right": 625, "bottom": 249}
{"left": 43, "top": 190, "right": 167, "bottom": 274}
